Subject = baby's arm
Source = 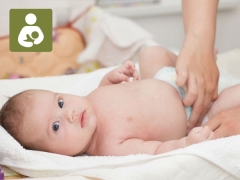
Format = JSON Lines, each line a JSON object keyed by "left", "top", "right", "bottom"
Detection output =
{"left": 99, "top": 61, "right": 138, "bottom": 86}
{"left": 104, "top": 126, "right": 214, "bottom": 155}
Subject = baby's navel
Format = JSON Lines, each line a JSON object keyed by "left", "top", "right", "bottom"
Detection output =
{"left": 127, "top": 117, "right": 132, "bottom": 122}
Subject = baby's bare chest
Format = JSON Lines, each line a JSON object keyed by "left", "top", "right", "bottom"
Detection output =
{"left": 89, "top": 79, "right": 187, "bottom": 144}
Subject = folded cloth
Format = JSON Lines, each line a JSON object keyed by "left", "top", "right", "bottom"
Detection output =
{"left": 72, "top": 6, "right": 158, "bottom": 67}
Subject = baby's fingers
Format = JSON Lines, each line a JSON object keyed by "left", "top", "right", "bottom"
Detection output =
{"left": 133, "top": 69, "right": 139, "bottom": 81}
{"left": 123, "top": 61, "right": 136, "bottom": 73}
{"left": 207, "top": 130, "right": 215, "bottom": 140}
{"left": 200, "top": 126, "right": 215, "bottom": 140}
{"left": 117, "top": 73, "right": 130, "bottom": 82}
{"left": 189, "top": 126, "right": 203, "bottom": 134}
{"left": 122, "top": 61, "right": 138, "bottom": 79}
{"left": 124, "top": 60, "right": 135, "bottom": 68}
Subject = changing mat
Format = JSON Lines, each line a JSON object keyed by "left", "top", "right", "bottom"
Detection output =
{"left": 1, "top": 49, "right": 240, "bottom": 180}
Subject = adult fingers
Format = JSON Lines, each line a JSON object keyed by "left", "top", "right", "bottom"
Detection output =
{"left": 212, "top": 88, "right": 218, "bottom": 100}
{"left": 210, "top": 126, "right": 229, "bottom": 139}
{"left": 197, "top": 73, "right": 219, "bottom": 126}
{"left": 197, "top": 90, "right": 217, "bottom": 127}
{"left": 183, "top": 75, "right": 205, "bottom": 132}
{"left": 176, "top": 66, "right": 188, "bottom": 87}
{"left": 204, "top": 111, "right": 234, "bottom": 138}
{"left": 196, "top": 93, "right": 212, "bottom": 127}
{"left": 204, "top": 116, "right": 221, "bottom": 132}
{"left": 183, "top": 73, "right": 198, "bottom": 106}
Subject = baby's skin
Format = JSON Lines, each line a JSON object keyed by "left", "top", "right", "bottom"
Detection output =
{"left": 20, "top": 61, "right": 214, "bottom": 156}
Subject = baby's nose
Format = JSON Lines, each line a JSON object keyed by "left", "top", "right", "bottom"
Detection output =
{"left": 66, "top": 109, "right": 74, "bottom": 123}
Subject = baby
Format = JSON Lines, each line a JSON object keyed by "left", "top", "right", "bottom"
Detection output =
{"left": 0, "top": 47, "right": 239, "bottom": 156}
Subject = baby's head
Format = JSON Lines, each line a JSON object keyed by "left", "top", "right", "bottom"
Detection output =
{"left": 0, "top": 89, "right": 97, "bottom": 156}
{"left": 0, "top": 90, "right": 32, "bottom": 148}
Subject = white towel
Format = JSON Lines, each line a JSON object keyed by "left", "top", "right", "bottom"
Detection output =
{"left": 1, "top": 125, "right": 240, "bottom": 179}
{"left": 1, "top": 49, "right": 240, "bottom": 179}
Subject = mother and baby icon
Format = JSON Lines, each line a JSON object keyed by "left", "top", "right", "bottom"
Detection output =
{"left": 18, "top": 13, "right": 44, "bottom": 47}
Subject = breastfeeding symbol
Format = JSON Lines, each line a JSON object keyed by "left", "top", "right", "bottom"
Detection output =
{"left": 18, "top": 13, "right": 44, "bottom": 47}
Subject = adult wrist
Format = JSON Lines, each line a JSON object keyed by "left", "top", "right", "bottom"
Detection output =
{"left": 181, "top": 35, "right": 215, "bottom": 57}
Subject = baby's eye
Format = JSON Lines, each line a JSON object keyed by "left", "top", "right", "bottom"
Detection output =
{"left": 58, "top": 99, "right": 64, "bottom": 108}
{"left": 53, "top": 122, "right": 60, "bottom": 132}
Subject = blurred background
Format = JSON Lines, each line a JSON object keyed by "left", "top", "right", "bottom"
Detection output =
{"left": 99, "top": 0, "right": 240, "bottom": 53}
{"left": 0, "top": 0, "right": 239, "bottom": 79}
{"left": 1, "top": 0, "right": 239, "bottom": 52}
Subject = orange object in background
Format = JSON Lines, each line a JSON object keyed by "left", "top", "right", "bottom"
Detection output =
{"left": 0, "top": 27, "right": 85, "bottom": 79}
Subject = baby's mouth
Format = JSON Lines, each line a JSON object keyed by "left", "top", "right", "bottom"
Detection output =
{"left": 79, "top": 111, "right": 86, "bottom": 128}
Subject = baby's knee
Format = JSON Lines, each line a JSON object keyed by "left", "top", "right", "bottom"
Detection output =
{"left": 140, "top": 46, "right": 168, "bottom": 56}
{"left": 139, "top": 46, "right": 170, "bottom": 62}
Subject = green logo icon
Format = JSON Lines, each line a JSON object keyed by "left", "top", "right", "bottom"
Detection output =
{"left": 10, "top": 9, "right": 52, "bottom": 52}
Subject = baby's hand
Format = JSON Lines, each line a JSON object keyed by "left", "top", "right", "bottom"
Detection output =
{"left": 185, "top": 126, "right": 215, "bottom": 146}
{"left": 121, "top": 61, "right": 138, "bottom": 81}
{"left": 110, "top": 61, "right": 138, "bottom": 83}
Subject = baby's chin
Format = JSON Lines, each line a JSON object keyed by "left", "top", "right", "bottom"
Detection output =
{"left": 86, "top": 107, "right": 98, "bottom": 129}
{"left": 86, "top": 115, "right": 98, "bottom": 140}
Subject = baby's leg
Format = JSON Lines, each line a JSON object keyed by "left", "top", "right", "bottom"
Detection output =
{"left": 139, "top": 46, "right": 177, "bottom": 79}
{"left": 207, "top": 84, "right": 240, "bottom": 120}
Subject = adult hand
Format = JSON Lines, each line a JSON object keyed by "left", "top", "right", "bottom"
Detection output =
{"left": 204, "top": 107, "right": 240, "bottom": 138}
{"left": 177, "top": 0, "right": 219, "bottom": 132}
{"left": 176, "top": 46, "right": 219, "bottom": 133}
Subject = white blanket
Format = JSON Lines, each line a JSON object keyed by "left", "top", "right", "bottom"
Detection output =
{"left": 72, "top": 6, "right": 157, "bottom": 67}
{"left": 1, "top": 49, "right": 240, "bottom": 179}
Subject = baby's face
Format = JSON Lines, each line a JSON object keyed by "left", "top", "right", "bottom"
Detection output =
{"left": 21, "top": 90, "right": 97, "bottom": 156}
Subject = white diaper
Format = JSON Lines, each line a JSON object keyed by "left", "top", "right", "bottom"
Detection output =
{"left": 154, "top": 66, "right": 192, "bottom": 120}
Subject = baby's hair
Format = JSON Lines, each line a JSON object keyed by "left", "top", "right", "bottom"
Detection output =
{"left": 0, "top": 90, "right": 33, "bottom": 147}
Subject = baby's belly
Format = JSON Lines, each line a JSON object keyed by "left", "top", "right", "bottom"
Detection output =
{"left": 90, "top": 79, "right": 188, "bottom": 142}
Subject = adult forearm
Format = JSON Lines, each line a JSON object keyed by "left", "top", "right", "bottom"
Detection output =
{"left": 182, "top": 0, "right": 219, "bottom": 50}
